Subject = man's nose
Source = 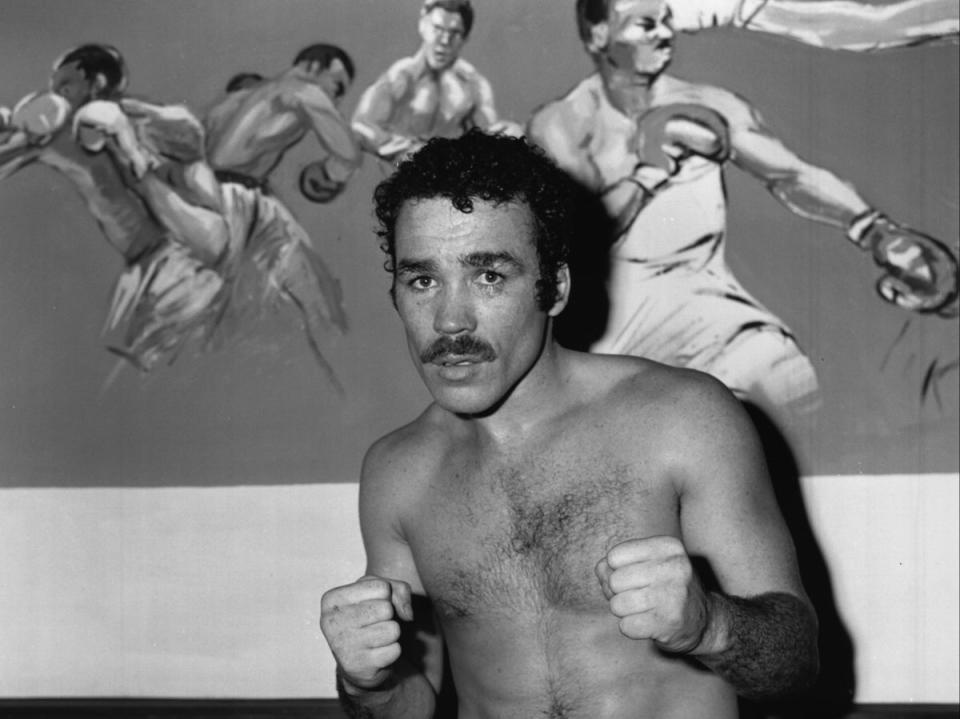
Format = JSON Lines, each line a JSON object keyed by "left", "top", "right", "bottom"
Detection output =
{"left": 433, "top": 286, "right": 476, "bottom": 335}
{"left": 653, "top": 22, "right": 674, "bottom": 41}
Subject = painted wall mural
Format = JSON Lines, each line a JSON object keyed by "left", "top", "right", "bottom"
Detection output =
{"left": 527, "top": 0, "right": 959, "bottom": 439}
{"left": 0, "top": 0, "right": 957, "bottom": 488}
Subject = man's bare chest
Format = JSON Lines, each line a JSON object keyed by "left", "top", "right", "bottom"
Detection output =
{"left": 405, "top": 452, "right": 678, "bottom": 620}
{"left": 396, "top": 74, "right": 475, "bottom": 133}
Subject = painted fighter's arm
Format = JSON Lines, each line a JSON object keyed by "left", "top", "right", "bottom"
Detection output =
{"left": 292, "top": 82, "right": 361, "bottom": 184}
{"left": 596, "top": 373, "right": 818, "bottom": 700}
{"left": 0, "top": 92, "right": 70, "bottom": 179}
{"left": 465, "top": 66, "right": 524, "bottom": 138}
{"left": 722, "top": 89, "right": 958, "bottom": 315}
{"left": 351, "top": 62, "right": 425, "bottom": 163}
{"left": 117, "top": 97, "right": 207, "bottom": 163}
{"left": 463, "top": 65, "right": 499, "bottom": 131}
{"left": 0, "top": 129, "right": 39, "bottom": 179}
{"left": 530, "top": 99, "right": 731, "bottom": 240}
{"left": 74, "top": 99, "right": 230, "bottom": 265}
{"left": 722, "top": 91, "right": 870, "bottom": 228}
{"left": 320, "top": 435, "right": 444, "bottom": 719}
{"left": 670, "top": 0, "right": 958, "bottom": 50}
{"left": 528, "top": 101, "right": 665, "bottom": 240}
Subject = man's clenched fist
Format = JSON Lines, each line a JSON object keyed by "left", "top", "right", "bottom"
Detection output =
{"left": 320, "top": 576, "right": 414, "bottom": 692}
{"left": 596, "top": 536, "right": 711, "bottom": 655}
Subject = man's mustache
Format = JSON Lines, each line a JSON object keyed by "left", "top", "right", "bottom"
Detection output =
{"left": 420, "top": 335, "right": 497, "bottom": 364}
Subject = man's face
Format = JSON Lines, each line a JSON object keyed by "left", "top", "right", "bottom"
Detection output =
{"left": 316, "top": 58, "right": 352, "bottom": 106}
{"left": 603, "top": 0, "right": 674, "bottom": 77}
{"left": 49, "top": 61, "right": 96, "bottom": 107}
{"left": 418, "top": 7, "right": 467, "bottom": 71}
{"left": 393, "top": 197, "right": 562, "bottom": 416}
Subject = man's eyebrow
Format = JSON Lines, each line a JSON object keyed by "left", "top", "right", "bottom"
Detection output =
{"left": 461, "top": 251, "right": 524, "bottom": 270}
{"left": 395, "top": 258, "right": 438, "bottom": 275}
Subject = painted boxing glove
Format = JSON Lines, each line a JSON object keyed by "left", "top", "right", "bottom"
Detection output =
{"left": 848, "top": 210, "right": 959, "bottom": 317}
{"left": 634, "top": 102, "right": 731, "bottom": 175}
{"left": 11, "top": 91, "right": 72, "bottom": 145}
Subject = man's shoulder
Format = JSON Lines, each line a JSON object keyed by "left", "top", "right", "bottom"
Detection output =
{"left": 580, "top": 352, "right": 736, "bottom": 422}
{"left": 203, "top": 91, "right": 243, "bottom": 123}
{"left": 532, "top": 75, "right": 602, "bottom": 120}
{"left": 449, "top": 57, "right": 488, "bottom": 84}
{"left": 379, "top": 56, "right": 422, "bottom": 84}
{"left": 275, "top": 73, "right": 333, "bottom": 108}
{"left": 528, "top": 76, "right": 602, "bottom": 146}
{"left": 362, "top": 404, "right": 452, "bottom": 482}
{"left": 571, "top": 354, "right": 756, "bottom": 493}
{"left": 655, "top": 74, "right": 753, "bottom": 118}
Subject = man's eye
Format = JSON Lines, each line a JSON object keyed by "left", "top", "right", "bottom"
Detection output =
{"left": 477, "top": 271, "right": 503, "bottom": 286}
{"left": 409, "top": 276, "right": 435, "bottom": 290}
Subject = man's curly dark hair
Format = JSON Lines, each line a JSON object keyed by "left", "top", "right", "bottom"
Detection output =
{"left": 373, "top": 129, "right": 578, "bottom": 311}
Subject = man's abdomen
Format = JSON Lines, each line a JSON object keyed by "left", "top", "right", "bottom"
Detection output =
{"left": 443, "top": 610, "right": 738, "bottom": 719}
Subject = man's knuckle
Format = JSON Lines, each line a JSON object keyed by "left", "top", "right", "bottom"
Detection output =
{"left": 363, "top": 577, "right": 392, "bottom": 597}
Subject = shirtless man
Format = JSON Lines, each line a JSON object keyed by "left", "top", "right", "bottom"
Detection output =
{"left": 671, "top": 0, "right": 957, "bottom": 50}
{"left": 319, "top": 131, "right": 818, "bottom": 718}
{"left": 351, "top": 0, "right": 522, "bottom": 165}
{"left": 527, "top": 0, "right": 958, "bottom": 423}
{"left": 0, "top": 44, "right": 224, "bottom": 370}
{"left": 204, "top": 43, "right": 361, "bottom": 199}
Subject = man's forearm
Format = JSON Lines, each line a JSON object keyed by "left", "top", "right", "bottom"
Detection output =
{"left": 336, "top": 666, "right": 437, "bottom": 719}
{"left": 602, "top": 166, "right": 670, "bottom": 239}
{"left": 0, "top": 131, "right": 35, "bottom": 177}
{"left": 766, "top": 163, "right": 870, "bottom": 231}
{"left": 694, "top": 591, "right": 819, "bottom": 701}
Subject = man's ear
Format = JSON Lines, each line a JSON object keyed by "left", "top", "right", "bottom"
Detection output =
{"left": 587, "top": 22, "right": 610, "bottom": 54}
{"left": 92, "top": 73, "right": 109, "bottom": 95}
{"left": 548, "top": 263, "right": 571, "bottom": 317}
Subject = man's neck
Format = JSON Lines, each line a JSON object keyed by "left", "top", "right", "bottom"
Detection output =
{"left": 597, "top": 60, "right": 660, "bottom": 118}
{"left": 459, "top": 338, "right": 571, "bottom": 446}
{"left": 412, "top": 48, "right": 452, "bottom": 79}
{"left": 287, "top": 65, "right": 319, "bottom": 85}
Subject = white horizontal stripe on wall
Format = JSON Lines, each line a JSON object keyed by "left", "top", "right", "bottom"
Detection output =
{"left": 0, "top": 476, "right": 957, "bottom": 702}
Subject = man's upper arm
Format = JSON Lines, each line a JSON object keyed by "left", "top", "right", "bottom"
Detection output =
{"left": 528, "top": 104, "right": 599, "bottom": 189}
{"left": 713, "top": 86, "right": 869, "bottom": 224}
{"left": 0, "top": 131, "right": 40, "bottom": 179}
{"left": 359, "top": 438, "right": 423, "bottom": 589}
{"left": 465, "top": 66, "right": 498, "bottom": 128}
{"left": 351, "top": 65, "right": 410, "bottom": 135}
{"left": 672, "top": 375, "right": 806, "bottom": 602}
{"left": 293, "top": 85, "right": 360, "bottom": 173}
{"left": 707, "top": 88, "right": 813, "bottom": 184}
{"left": 118, "top": 99, "right": 207, "bottom": 163}
{"left": 358, "top": 436, "right": 444, "bottom": 694}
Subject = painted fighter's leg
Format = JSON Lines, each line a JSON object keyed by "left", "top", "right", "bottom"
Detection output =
{"left": 135, "top": 173, "right": 230, "bottom": 266}
{"left": 271, "top": 240, "right": 346, "bottom": 394}
{"left": 709, "top": 327, "right": 822, "bottom": 422}
{"left": 267, "top": 206, "right": 349, "bottom": 335}
{"left": 118, "top": 246, "right": 225, "bottom": 370}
